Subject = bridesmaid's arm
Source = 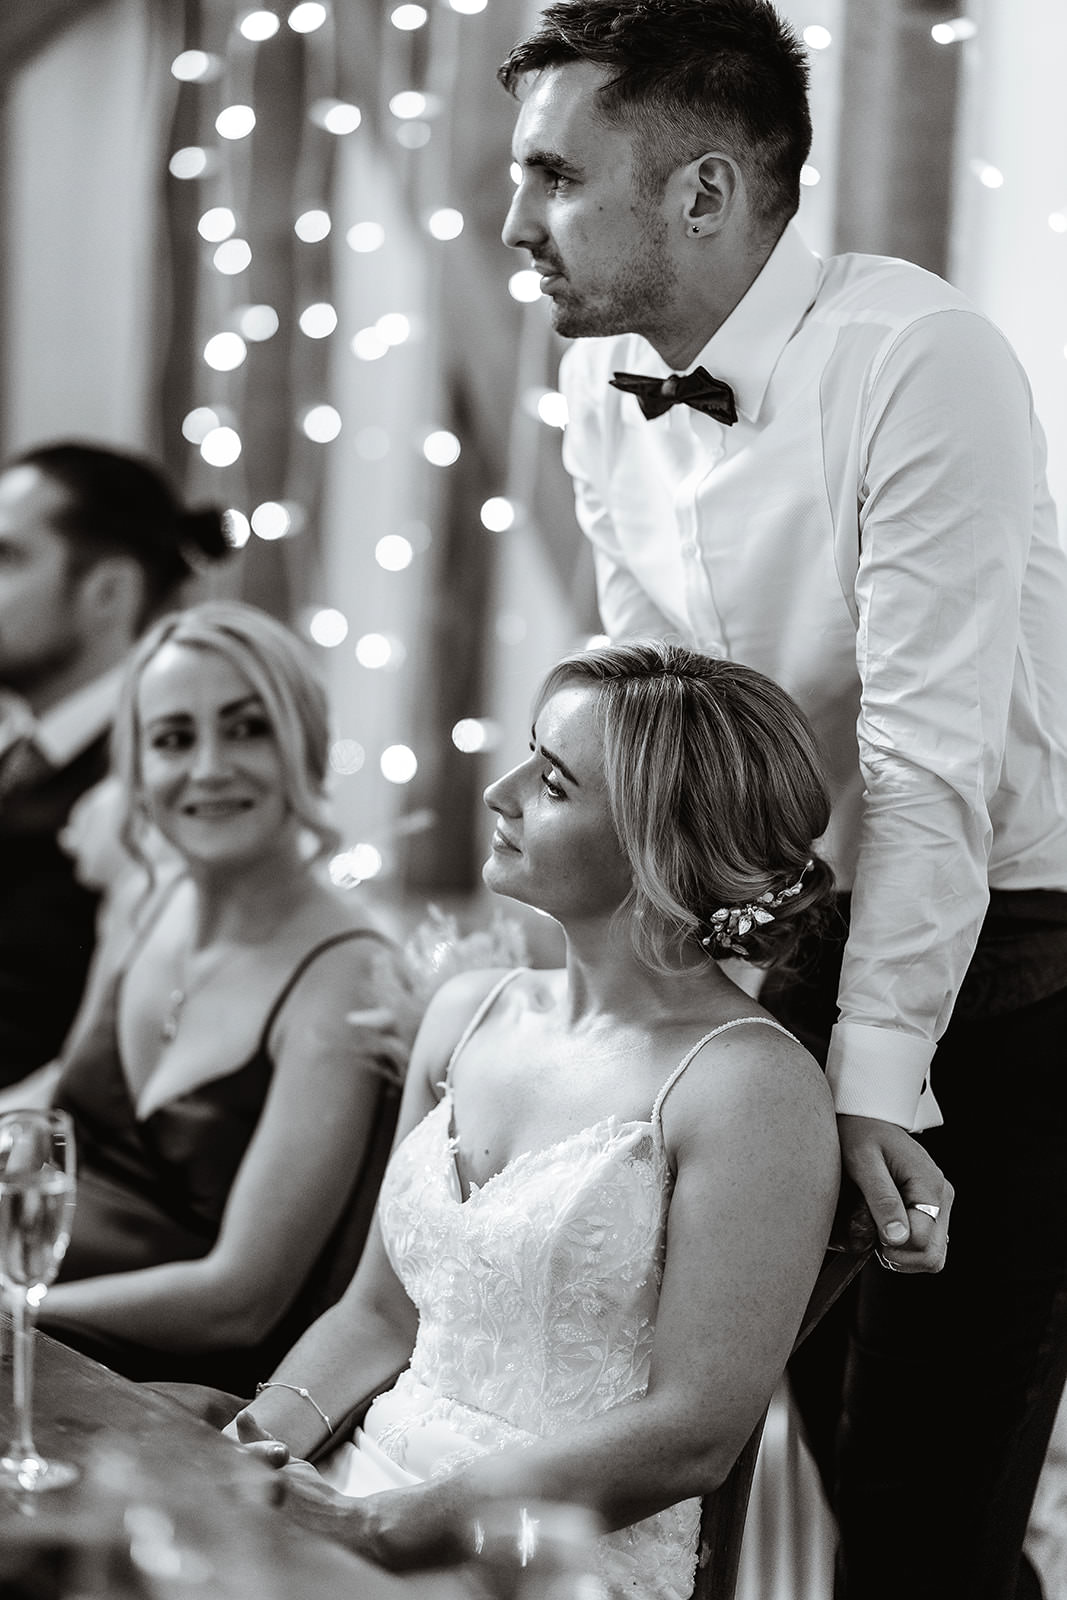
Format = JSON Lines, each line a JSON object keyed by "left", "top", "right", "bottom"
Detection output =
{"left": 40, "top": 937, "right": 409, "bottom": 1348}
{"left": 0, "top": 1060, "right": 62, "bottom": 1113}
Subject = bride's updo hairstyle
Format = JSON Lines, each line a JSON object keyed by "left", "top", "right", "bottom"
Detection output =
{"left": 113, "top": 599, "right": 339, "bottom": 865}
{"left": 534, "top": 640, "right": 834, "bottom": 974}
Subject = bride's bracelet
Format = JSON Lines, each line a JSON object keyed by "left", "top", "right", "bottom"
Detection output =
{"left": 254, "top": 1381, "right": 333, "bottom": 1434}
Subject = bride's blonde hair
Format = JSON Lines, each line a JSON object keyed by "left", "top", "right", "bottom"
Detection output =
{"left": 534, "top": 640, "right": 834, "bottom": 973}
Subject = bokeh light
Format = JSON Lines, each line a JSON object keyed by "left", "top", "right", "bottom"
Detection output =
{"left": 451, "top": 718, "right": 500, "bottom": 753}
{"left": 200, "top": 427, "right": 242, "bottom": 467}
{"left": 329, "top": 739, "right": 365, "bottom": 776}
{"left": 802, "top": 25, "right": 832, "bottom": 49}
{"left": 537, "top": 390, "right": 568, "bottom": 428}
{"left": 181, "top": 406, "right": 220, "bottom": 444}
{"left": 508, "top": 269, "right": 543, "bottom": 303}
{"left": 203, "top": 332, "right": 247, "bottom": 371}
{"left": 295, "top": 209, "right": 332, "bottom": 242}
{"left": 351, "top": 327, "right": 389, "bottom": 361}
{"left": 377, "top": 313, "right": 411, "bottom": 345}
{"left": 375, "top": 534, "right": 414, "bottom": 570}
{"left": 396, "top": 123, "right": 431, "bottom": 150}
{"left": 480, "top": 497, "right": 516, "bottom": 532}
{"left": 931, "top": 17, "right": 978, "bottom": 43}
{"left": 422, "top": 430, "right": 461, "bottom": 466}
{"left": 390, "top": 91, "right": 426, "bottom": 120}
{"left": 347, "top": 221, "right": 385, "bottom": 253}
{"left": 171, "top": 50, "right": 219, "bottom": 81}
{"left": 169, "top": 147, "right": 211, "bottom": 179}
{"left": 240, "top": 10, "right": 280, "bottom": 40}
{"left": 390, "top": 4, "right": 427, "bottom": 27}
{"left": 222, "top": 509, "right": 251, "bottom": 548}
{"left": 380, "top": 745, "right": 418, "bottom": 784}
{"left": 355, "top": 633, "right": 398, "bottom": 670}
{"left": 238, "top": 304, "right": 280, "bottom": 341}
{"left": 309, "top": 99, "right": 362, "bottom": 135}
{"left": 299, "top": 301, "right": 338, "bottom": 338}
{"left": 329, "top": 843, "right": 382, "bottom": 886}
{"left": 308, "top": 607, "right": 349, "bottom": 646}
{"left": 216, "top": 105, "right": 256, "bottom": 140}
{"left": 970, "top": 159, "right": 1004, "bottom": 188}
{"left": 401, "top": 520, "right": 433, "bottom": 552}
{"left": 213, "top": 239, "right": 252, "bottom": 275}
{"left": 197, "top": 207, "right": 236, "bottom": 241}
{"left": 288, "top": 2, "right": 327, "bottom": 31}
{"left": 303, "top": 405, "right": 343, "bottom": 442}
{"left": 428, "top": 208, "right": 464, "bottom": 240}
{"left": 250, "top": 502, "right": 291, "bottom": 540}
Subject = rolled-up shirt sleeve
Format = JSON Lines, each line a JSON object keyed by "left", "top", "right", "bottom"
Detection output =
{"left": 827, "top": 309, "right": 1038, "bottom": 1130}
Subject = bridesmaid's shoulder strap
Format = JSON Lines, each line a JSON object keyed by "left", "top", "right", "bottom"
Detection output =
{"left": 258, "top": 928, "right": 394, "bottom": 1052}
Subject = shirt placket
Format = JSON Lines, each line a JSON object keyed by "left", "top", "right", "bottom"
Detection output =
{"left": 673, "top": 409, "right": 729, "bottom": 652}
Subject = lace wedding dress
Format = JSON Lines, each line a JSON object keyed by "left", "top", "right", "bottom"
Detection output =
{"left": 319, "top": 972, "right": 796, "bottom": 1600}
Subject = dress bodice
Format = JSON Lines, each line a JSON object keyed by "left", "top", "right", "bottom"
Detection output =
{"left": 382, "top": 1098, "right": 672, "bottom": 1439}
{"left": 366, "top": 972, "right": 795, "bottom": 1600}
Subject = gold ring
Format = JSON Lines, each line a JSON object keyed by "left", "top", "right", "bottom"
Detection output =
{"left": 910, "top": 1203, "right": 941, "bottom": 1220}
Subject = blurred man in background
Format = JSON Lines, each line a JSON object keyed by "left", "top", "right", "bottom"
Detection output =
{"left": 0, "top": 442, "right": 228, "bottom": 1083}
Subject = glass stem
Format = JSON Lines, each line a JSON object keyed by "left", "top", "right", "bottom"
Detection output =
{"left": 9, "top": 1290, "right": 38, "bottom": 1461}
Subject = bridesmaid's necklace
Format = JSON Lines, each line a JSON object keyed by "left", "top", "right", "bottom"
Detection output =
{"left": 159, "top": 950, "right": 232, "bottom": 1043}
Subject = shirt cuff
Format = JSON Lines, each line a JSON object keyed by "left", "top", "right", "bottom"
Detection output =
{"left": 826, "top": 1022, "right": 943, "bottom": 1132}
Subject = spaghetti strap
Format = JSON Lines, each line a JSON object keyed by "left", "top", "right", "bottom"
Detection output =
{"left": 443, "top": 969, "right": 525, "bottom": 1090}
{"left": 651, "top": 1015, "right": 797, "bottom": 1127}
{"left": 256, "top": 928, "right": 393, "bottom": 1053}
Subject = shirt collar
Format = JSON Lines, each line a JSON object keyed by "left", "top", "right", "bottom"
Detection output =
{"left": 686, "top": 222, "right": 822, "bottom": 423}
{"left": 32, "top": 667, "right": 124, "bottom": 767}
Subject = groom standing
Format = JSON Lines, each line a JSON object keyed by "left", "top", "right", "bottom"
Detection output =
{"left": 498, "top": 3, "right": 1067, "bottom": 1597}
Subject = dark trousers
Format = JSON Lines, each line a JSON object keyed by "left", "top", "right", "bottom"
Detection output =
{"left": 763, "top": 925, "right": 1067, "bottom": 1600}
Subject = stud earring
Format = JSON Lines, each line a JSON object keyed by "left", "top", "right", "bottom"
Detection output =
{"left": 690, "top": 221, "right": 704, "bottom": 237}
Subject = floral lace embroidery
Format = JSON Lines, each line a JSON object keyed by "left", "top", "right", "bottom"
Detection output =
{"left": 373, "top": 1097, "right": 701, "bottom": 1600}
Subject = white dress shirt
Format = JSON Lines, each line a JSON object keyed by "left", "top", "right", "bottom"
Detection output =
{"left": 0, "top": 669, "right": 122, "bottom": 771}
{"left": 560, "top": 222, "right": 1067, "bottom": 1131}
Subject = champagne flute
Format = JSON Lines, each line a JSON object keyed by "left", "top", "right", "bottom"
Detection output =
{"left": 0, "top": 1108, "right": 78, "bottom": 1491}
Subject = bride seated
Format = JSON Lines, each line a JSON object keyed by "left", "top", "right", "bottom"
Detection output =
{"left": 228, "top": 639, "right": 840, "bottom": 1600}
{"left": 2, "top": 600, "right": 414, "bottom": 1390}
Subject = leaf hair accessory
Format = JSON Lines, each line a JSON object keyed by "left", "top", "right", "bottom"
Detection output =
{"left": 700, "top": 860, "right": 814, "bottom": 958}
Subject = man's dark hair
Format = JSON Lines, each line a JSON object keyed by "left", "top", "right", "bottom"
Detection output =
{"left": 499, "top": 0, "right": 811, "bottom": 230}
{"left": 11, "top": 442, "right": 230, "bottom": 624}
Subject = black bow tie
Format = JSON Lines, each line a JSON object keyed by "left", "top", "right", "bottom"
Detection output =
{"left": 610, "top": 365, "right": 737, "bottom": 425}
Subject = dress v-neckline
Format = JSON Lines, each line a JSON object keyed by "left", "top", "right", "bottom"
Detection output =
{"left": 443, "top": 1093, "right": 653, "bottom": 1207}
